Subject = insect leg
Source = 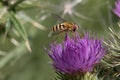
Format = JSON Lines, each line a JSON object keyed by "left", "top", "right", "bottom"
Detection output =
{"left": 48, "top": 31, "right": 53, "bottom": 37}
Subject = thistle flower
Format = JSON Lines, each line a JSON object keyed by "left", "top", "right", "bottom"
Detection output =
{"left": 48, "top": 33, "right": 105, "bottom": 74}
{"left": 113, "top": 0, "right": 120, "bottom": 18}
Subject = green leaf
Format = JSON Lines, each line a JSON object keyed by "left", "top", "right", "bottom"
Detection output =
{"left": 8, "top": 11, "right": 31, "bottom": 52}
{"left": 9, "top": 11, "right": 27, "bottom": 40}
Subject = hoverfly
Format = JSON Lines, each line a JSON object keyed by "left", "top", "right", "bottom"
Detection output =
{"left": 48, "top": 14, "right": 79, "bottom": 37}
{"left": 48, "top": 22, "right": 79, "bottom": 37}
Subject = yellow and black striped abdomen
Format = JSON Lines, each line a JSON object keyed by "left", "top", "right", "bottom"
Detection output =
{"left": 51, "top": 24, "right": 66, "bottom": 32}
{"left": 49, "top": 22, "right": 79, "bottom": 37}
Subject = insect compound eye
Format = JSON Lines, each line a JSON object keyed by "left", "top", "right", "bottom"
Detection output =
{"left": 73, "top": 28, "right": 76, "bottom": 32}
{"left": 73, "top": 23, "right": 79, "bottom": 30}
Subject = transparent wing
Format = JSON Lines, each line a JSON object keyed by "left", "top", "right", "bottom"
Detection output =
{"left": 51, "top": 13, "right": 66, "bottom": 22}
{"left": 48, "top": 13, "right": 66, "bottom": 37}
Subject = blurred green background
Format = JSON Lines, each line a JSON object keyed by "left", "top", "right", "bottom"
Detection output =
{"left": 0, "top": 0, "right": 118, "bottom": 80}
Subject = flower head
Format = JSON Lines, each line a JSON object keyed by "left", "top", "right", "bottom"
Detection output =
{"left": 113, "top": 0, "right": 120, "bottom": 18}
{"left": 48, "top": 33, "right": 105, "bottom": 74}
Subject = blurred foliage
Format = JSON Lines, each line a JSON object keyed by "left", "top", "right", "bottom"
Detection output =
{"left": 0, "top": 0, "right": 119, "bottom": 80}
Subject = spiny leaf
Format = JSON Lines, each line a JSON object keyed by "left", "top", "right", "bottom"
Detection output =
{"left": 9, "top": 11, "right": 31, "bottom": 52}
{"left": 102, "top": 26, "right": 120, "bottom": 80}
{"left": 9, "top": 11, "right": 27, "bottom": 40}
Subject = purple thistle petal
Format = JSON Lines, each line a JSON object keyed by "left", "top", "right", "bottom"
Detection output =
{"left": 113, "top": 0, "right": 120, "bottom": 18}
{"left": 47, "top": 33, "right": 106, "bottom": 74}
